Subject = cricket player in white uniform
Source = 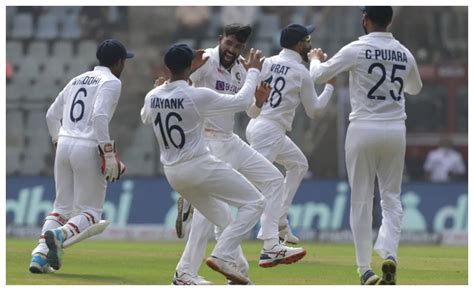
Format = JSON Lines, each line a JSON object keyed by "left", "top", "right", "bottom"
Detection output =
{"left": 29, "top": 39, "right": 133, "bottom": 273}
{"left": 309, "top": 7, "right": 422, "bottom": 285}
{"left": 246, "top": 24, "right": 335, "bottom": 244}
{"left": 172, "top": 25, "right": 306, "bottom": 285}
{"left": 141, "top": 44, "right": 270, "bottom": 285}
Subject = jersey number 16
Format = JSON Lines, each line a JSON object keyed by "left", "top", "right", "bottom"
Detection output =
{"left": 154, "top": 112, "right": 186, "bottom": 149}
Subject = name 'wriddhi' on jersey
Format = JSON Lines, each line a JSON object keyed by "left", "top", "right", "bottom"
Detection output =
{"left": 46, "top": 66, "right": 122, "bottom": 143}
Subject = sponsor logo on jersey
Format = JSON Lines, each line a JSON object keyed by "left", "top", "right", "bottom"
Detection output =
{"left": 236, "top": 72, "right": 241, "bottom": 81}
{"left": 215, "top": 80, "right": 239, "bottom": 93}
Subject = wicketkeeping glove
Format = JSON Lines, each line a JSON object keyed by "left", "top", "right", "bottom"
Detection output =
{"left": 98, "top": 141, "right": 125, "bottom": 182}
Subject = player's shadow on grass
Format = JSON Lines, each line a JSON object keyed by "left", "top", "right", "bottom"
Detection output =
{"left": 51, "top": 273, "right": 123, "bottom": 283}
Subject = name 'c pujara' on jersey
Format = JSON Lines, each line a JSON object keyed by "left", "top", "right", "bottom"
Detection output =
{"left": 150, "top": 97, "right": 184, "bottom": 109}
{"left": 365, "top": 49, "right": 408, "bottom": 63}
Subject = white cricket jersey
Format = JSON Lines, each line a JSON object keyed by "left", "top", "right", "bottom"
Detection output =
{"left": 141, "top": 69, "right": 259, "bottom": 166}
{"left": 190, "top": 46, "right": 248, "bottom": 136}
{"left": 256, "top": 49, "right": 334, "bottom": 131}
{"left": 310, "top": 32, "right": 423, "bottom": 122}
{"left": 46, "top": 66, "right": 121, "bottom": 144}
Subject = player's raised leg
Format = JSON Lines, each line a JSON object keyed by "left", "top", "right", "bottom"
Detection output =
{"left": 274, "top": 136, "right": 309, "bottom": 244}
{"left": 29, "top": 140, "right": 73, "bottom": 273}
{"left": 231, "top": 138, "right": 306, "bottom": 267}
{"left": 166, "top": 155, "right": 265, "bottom": 285}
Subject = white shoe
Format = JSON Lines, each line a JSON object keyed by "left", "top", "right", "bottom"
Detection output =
{"left": 258, "top": 243, "right": 306, "bottom": 268}
{"left": 176, "top": 196, "right": 194, "bottom": 239}
{"left": 172, "top": 271, "right": 212, "bottom": 285}
{"left": 279, "top": 224, "right": 300, "bottom": 244}
{"left": 29, "top": 253, "right": 55, "bottom": 274}
{"left": 206, "top": 256, "right": 250, "bottom": 285}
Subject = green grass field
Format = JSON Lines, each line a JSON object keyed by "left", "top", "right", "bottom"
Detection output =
{"left": 6, "top": 239, "right": 467, "bottom": 285}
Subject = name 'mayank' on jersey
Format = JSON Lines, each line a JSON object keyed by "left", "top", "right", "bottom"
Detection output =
{"left": 365, "top": 49, "right": 408, "bottom": 63}
{"left": 150, "top": 97, "right": 184, "bottom": 109}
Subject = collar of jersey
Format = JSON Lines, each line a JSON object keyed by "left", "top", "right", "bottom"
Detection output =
{"left": 359, "top": 32, "right": 394, "bottom": 40}
{"left": 279, "top": 48, "right": 303, "bottom": 64}
{"left": 165, "top": 80, "right": 189, "bottom": 88}
{"left": 94, "top": 66, "right": 112, "bottom": 73}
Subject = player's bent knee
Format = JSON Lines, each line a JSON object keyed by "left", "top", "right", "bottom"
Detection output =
{"left": 255, "top": 197, "right": 266, "bottom": 212}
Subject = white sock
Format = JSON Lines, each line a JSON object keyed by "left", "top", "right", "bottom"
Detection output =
{"left": 263, "top": 239, "right": 279, "bottom": 250}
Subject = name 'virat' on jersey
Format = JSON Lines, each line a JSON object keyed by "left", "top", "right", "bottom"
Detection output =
{"left": 257, "top": 49, "right": 309, "bottom": 131}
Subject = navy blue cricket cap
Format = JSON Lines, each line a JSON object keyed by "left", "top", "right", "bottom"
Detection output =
{"left": 96, "top": 39, "right": 134, "bottom": 65}
{"left": 280, "top": 24, "right": 315, "bottom": 48}
{"left": 164, "top": 44, "right": 196, "bottom": 72}
{"left": 360, "top": 6, "right": 393, "bottom": 26}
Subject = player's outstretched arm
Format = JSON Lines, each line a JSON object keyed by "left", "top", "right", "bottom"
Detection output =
{"left": 300, "top": 71, "right": 334, "bottom": 119}
{"left": 309, "top": 44, "right": 357, "bottom": 84}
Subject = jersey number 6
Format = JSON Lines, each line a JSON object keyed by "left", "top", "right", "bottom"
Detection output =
{"left": 70, "top": 88, "right": 87, "bottom": 122}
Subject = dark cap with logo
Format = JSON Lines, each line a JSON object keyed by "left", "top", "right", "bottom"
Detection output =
{"left": 360, "top": 6, "right": 393, "bottom": 26}
{"left": 96, "top": 39, "right": 134, "bottom": 65}
{"left": 164, "top": 44, "right": 196, "bottom": 72}
{"left": 280, "top": 24, "right": 315, "bottom": 49}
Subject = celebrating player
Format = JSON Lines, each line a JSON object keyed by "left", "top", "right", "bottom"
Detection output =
{"left": 246, "top": 24, "right": 336, "bottom": 245}
{"left": 141, "top": 44, "right": 272, "bottom": 285}
{"left": 172, "top": 24, "right": 306, "bottom": 285}
{"left": 29, "top": 39, "right": 133, "bottom": 273}
{"left": 309, "top": 6, "right": 423, "bottom": 285}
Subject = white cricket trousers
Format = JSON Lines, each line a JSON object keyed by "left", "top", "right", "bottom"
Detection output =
{"left": 246, "top": 118, "right": 309, "bottom": 228}
{"left": 52, "top": 137, "right": 106, "bottom": 218}
{"left": 177, "top": 134, "right": 284, "bottom": 276}
{"left": 33, "top": 136, "right": 106, "bottom": 255}
{"left": 345, "top": 120, "right": 405, "bottom": 272}
{"left": 165, "top": 152, "right": 265, "bottom": 263}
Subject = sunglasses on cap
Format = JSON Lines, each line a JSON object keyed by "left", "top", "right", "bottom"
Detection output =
{"left": 302, "top": 35, "right": 312, "bottom": 43}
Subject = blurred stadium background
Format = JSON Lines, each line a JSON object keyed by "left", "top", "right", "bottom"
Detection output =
{"left": 6, "top": 6, "right": 467, "bottom": 251}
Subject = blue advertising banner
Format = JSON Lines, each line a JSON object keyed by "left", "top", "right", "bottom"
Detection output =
{"left": 6, "top": 177, "right": 468, "bottom": 235}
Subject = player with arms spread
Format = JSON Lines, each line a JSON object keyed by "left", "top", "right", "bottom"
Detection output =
{"left": 29, "top": 39, "right": 133, "bottom": 273}
{"left": 309, "top": 6, "right": 422, "bottom": 285}
{"left": 171, "top": 24, "right": 307, "bottom": 285}
{"left": 141, "top": 44, "right": 271, "bottom": 285}
{"left": 246, "top": 24, "right": 335, "bottom": 244}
